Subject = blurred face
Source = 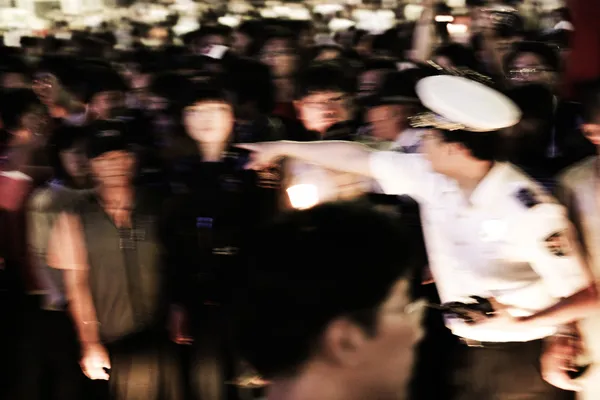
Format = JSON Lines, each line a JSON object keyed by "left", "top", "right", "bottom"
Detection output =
{"left": 345, "top": 280, "right": 425, "bottom": 399}
{"left": 358, "top": 70, "right": 387, "bottom": 99}
{"left": 59, "top": 147, "right": 88, "bottom": 179}
{"left": 421, "top": 130, "right": 461, "bottom": 175}
{"left": 296, "top": 91, "right": 351, "bottom": 135}
{"left": 90, "top": 91, "right": 127, "bottom": 120}
{"left": 260, "top": 39, "right": 297, "bottom": 78}
{"left": 508, "top": 52, "right": 556, "bottom": 88}
{"left": 183, "top": 100, "right": 234, "bottom": 144}
{"left": 90, "top": 150, "right": 135, "bottom": 188}
{"left": 232, "top": 31, "right": 251, "bottom": 55}
{"left": 582, "top": 123, "right": 600, "bottom": 146}
{"left": 32, "top": 72, "right": 62, "bottom": 107}
{"left": 21, "top": 104, "right": 50, "bottom": 137}
{"left": 367, "top": 105, "right": 411, "bottom": 141}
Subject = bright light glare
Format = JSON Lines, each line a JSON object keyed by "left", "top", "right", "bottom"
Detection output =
{"left": 218, "top": 15, "right": 241, "bottom": 27}
{"left": 435, "top": 15, "right": 454, "bottom": 22}
{"left": 287, "top": 184, "right": 319, "bottom": 210}
{"left": 314, "top": 4, "right": 344, "bottom": 15}
{"left": 447, "top": 23, "right": 468, "bottom": 34}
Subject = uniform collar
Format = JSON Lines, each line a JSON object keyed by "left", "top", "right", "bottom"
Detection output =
{"left": 469, "top": 162, "right": 510, "bottom": 207}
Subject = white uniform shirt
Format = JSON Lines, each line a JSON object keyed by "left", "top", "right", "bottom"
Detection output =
{"left": 371, "top": 152, "right": 591, "bottom": 342}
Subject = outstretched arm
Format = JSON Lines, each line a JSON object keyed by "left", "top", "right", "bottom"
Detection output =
{"left": 238, "top": 141, "right": 375, "bottom": 178}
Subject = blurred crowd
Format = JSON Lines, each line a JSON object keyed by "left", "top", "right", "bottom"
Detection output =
{"left": 1, "top": 1, "right": 600, "bottom": 400}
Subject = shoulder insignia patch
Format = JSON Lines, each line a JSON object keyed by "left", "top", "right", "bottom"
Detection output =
{"left": 544, "top": 230, "right": 572, "bottom": 257}
{"left": 515, "top": 188, "right": 540, "bottom": 209}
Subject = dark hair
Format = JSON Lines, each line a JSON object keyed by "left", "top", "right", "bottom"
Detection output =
{"left": 260, "top": 26, "right": 299, "bottom": 53}
{"left": 232, "top": 200, "right": 423, "bottom": 379}
{"left": 180, "top": 79, "right": 233, "bottom": 110}
{"left": 48, "top": 125, "right": 87, "bottom": 182}
{"left": 503, "top": 41, "right": 560, "bottom": 73}
{"left": 0, "top": 88, "right": 43, "bottom": 131}
{"left": 362, "top": 57, "right": 398, "bottom": 73}
{"left": 295, "top": 61, "right": 356, "bottom": 100}
{"left": 581, "top": 79, "right": 600, "bottom": 124}
{"left": 434, "top": 43, "right": 482, "bottom": 72}
{"left": 439, "top": 129, "right": 503, "bottom": 161}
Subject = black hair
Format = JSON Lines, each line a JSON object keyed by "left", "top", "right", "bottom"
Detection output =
{"left": 434, "top": 43, "right": 482, "bottom": 72}
{"left": 0, "top": 88, "right": 43, "bottom": 131}
{"left": 231, "top": 200, "right": 424, "bottom": 379}
{"left": 295, "top": 60, "right": 356, "bottom": 100}
{"left": 84, "top": 66, "right": 129, "bottom": 103}
{"left": 503, "top": 41, "right": 561, "bottom": 73}
{"left": 180, "top": 79, "right": 233, "bottom": 110}
{"left": 47, "top": 125, "right": 87, "bottom": 182}
{"left": 260, "top": 26, "right": 299, "bottom": 53}
{"left": 581, "top": 79, "right": 600, "bottom": 124}
{"left": 439, "top": 129, "right": 503, "bottom": 162}
{"left": 362, "top": 57, "right": 398, "bottom": 73}
{"left": 225, "top": 56, "right": 275, "bottom": 114}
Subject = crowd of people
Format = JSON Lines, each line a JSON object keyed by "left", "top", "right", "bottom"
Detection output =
{"left": 2, "top": 1, "right": 600, "bottom": 400}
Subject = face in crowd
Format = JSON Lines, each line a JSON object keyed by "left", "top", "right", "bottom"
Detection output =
{"left": 183, "top": 99, "right": 235, "bottom": 144}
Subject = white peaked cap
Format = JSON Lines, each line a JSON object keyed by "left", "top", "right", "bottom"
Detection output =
{"left": 416, "top": 75, "right": 522, "bottom": 132}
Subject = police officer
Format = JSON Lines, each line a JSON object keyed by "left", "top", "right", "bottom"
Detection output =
{"left": 239, "top": 75, "right": 598, "bottom": 399}
{"left": 162, "top": 81, "right": 280, "bottom": 400}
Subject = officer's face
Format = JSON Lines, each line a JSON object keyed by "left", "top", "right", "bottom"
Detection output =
{"left": 183, "top": 100, "right": 234, "bottom": 144}
{"left": 421, "top": 130, "right": 455, "bottom": 174}
{"left": 90, "top": 150, "right": 135, "bottom": 188}
{"left": 295, "top": 91, "right": 351, "bottom": 135}
{"left": 339, "top": 279, "right": 425, "bottom": 399}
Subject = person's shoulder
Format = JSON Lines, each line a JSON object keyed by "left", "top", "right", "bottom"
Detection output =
{"left": 28, "top": 185, "right": 55, "bottom": 212}
{"left": 558, "top": 156, "right": 596, "bottom": 185}
{"left": 502, "top": 164, "right": 560, "bottom": 211}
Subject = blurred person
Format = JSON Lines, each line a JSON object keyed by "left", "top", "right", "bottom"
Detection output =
{"left": 13, "top": 126, "right": 93, "bottom": 400}
{"left": 239, "top": 75, "right": 600, "bottom": 399}
{"left": 504, "top": 42, "right": 596, "bottom": 174}
{"left": 232, "top": 201, "right": 427, "bottom": 400}
{"left": 85, "top": 67, "right": 130, "bottom": 121}
{"left": 164, "top": 82, "right": 280, "bottom": 400}
{"left": 364, "top": 70, "right": 423, "bottom": 153}
{"left": 258, "top": 27, "right": 300, "bottom": 120}
{"left": 231, "top": 20, "right": 264, "bottom": 57}
{"left": 470, "top": 6, "right": 525, "bottom": 81}
{"left": 357, "top": 58, "right": 397, "bottom": 100}
{"left": 47, "top": 120, "right": 182, "bottom": 400}
{"left": 557, "top": 80, "right": 600, "bottom": 400}
{"left": 0, "top": 56, "right": 31, "bottom": 90}
{"left": 32, "top": 56, "right": 89, "bottom": 123}
{"left": 183, "top": 25, "right": 231, "bottom": 56}
{"left": 294, "top": 61, "right": 356, "bottom": 139}
{"left": 504, "top": 41, "right": 560, "bottom": 92}
{"left": 0, "top": 89, "right": 52, "bottom": 399}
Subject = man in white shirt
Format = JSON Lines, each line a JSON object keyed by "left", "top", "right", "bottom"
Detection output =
{"left": 239, "top": 75, "right": 598, "bottom": 399}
